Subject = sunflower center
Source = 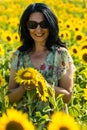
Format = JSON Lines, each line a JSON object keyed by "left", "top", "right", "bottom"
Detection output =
{"left": 38, "top": 81, "right": 44, "bottom": 95}
{"left": 76, "top": 35, "right": 82, "bottom": 40}
{"left": 83, "top": 53, "right": 87, "bottom": 62}
{"left": 15, "top": 36, "right": 18, "bottom": 40}
{"left": 60, "top": 126, "right": 69, "bottom": 130}
{"left": 61, "top": 34, "right": 64, "bottom": 38}
{"left": 73, "top": 48, "right": 77, "bottom": 53}
{"left": 6, "top": 121, "right": 24, "bottom": 130}
{"left": 82, "top": 45, "right": 87, "bottom": 49}
{"left": 7, "top": 36, "right": 11, "bottom": 41}
{"left": 75, "top": 27, "right": 79, "bottom": 31}
{"left": 66, "top": 24, "right": 70, "bottom": 28}
{"left": 21, "top": 71, "right": 32, "bottom": 79}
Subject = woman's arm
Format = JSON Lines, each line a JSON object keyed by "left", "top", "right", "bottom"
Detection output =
{"left": 8, "top": 68, "right": 26, "bottom": 103}
{"left": 55, "top": 62, "right": 74, "bottom": 103}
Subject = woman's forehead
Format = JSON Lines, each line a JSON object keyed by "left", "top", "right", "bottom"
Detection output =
{"left": 29, "top": 12, "right": 44, "bottom": 21}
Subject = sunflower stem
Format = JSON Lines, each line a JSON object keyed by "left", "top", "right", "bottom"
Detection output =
{"left": 27, "top": 91, "right": 32, "bottom": 119}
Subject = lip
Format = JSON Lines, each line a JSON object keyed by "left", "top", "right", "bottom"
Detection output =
{"left": 35, "top": 33, "right": 44, "bottom": 37}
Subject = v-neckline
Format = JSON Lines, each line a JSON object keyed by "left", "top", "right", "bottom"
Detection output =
{"left": 28, "top": 50, "right": 50, "bottom": 70}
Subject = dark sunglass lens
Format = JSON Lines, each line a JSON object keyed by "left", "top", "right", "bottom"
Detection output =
{"left": 27, "top": 21, "right": 48, "bottom": 29}
{"left": 40, "top": 21, "right": 48, "bottom": 28}
{"left": 27, "top": 21, "right": 37, "bottom": 29}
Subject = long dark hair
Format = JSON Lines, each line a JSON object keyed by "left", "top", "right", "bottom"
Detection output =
{"left": 18, "top": 3, "right": 66, "bottom": 51}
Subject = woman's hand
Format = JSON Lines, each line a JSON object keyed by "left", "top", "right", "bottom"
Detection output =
{"left": 22, "top": 84, "right": 36, "bottom": 91}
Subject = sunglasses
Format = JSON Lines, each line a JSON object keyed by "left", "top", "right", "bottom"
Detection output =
{"left": 27, "top": 20, "right": 48, "bottom": 29}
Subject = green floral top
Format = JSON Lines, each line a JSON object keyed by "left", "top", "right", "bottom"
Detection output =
{"left": 11, "top": 46, "right": 74, "bottom": 86}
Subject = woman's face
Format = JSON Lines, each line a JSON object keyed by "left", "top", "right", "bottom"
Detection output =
{"left": 27, "top": 12, "right": 49, "bottom": 45}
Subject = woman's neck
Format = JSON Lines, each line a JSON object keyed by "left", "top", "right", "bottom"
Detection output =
{"left": 34, "top": 44, "right": 47, "bottom": 53}
{"left": 29, "top": 45, "right": 48, "bottom": 57}
{"left": 34, "top": 40, "right": 47, "bottom": 51}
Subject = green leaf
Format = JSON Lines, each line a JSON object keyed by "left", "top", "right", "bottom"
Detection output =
{"left": 38, "top": 114, "right": 49, "bottom": 124}
{"left": 43, "top": 105, "right": 52, "bottom": 113}
{"left": 55, "top": 94, "right": 64, "bottom": 111}
{"left": 68, "top": 105, "right": 80, "bottom": 117}
{"left": 35, "top": 111, "right": 41, "bottom": 118}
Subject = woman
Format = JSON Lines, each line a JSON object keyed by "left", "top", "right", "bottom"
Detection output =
{"left": 8, "top": 3, "right": 74, "bottom": 107}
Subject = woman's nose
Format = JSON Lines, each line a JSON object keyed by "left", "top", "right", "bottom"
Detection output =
{"left": 36, "top": 25, "right": 42, "bottom": 31}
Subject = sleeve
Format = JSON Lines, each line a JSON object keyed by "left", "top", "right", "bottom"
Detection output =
{"left": 10, "top": 50, "right": 20, "bottom": 70}
{"left": 61, "top": 48, "right": 73, "bottom": 66}
{"left": 58, "top": 48, "right": 75, "bottom": 78}
{"left": 53, "top": 47, "right": 75, "bottom": 82}
{"left": 64, "top": 49, "right": 76, "bottom": 72}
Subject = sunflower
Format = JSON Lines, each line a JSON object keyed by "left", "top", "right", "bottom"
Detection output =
{"left": 7, "top": 17, "right": 19, "bottom": 27}
{"left": 36, "top": 79, "right": 48, "bottom": 102}
{"left": 68, "top": 45, "right": 79, "bottom": 57}
{"left": 15, "top": 67, "right": 48, "bottom": 102}
{"left": 58, "top": 18, "right": 64, "bottom": 29}
{"left": 74, "top": 31, "right": 85, "bottom": 43}
{"left": 0, "top": 44, "right": 4, "bottom": 56}
{"left": 64, "top": 19, "right": 73, "bottom": 31}
{"left": 0, "top": 108, "right": 35, "bottom": 130}
{"left": 79, "top": 42, "right": 87, "bottom": 51}
{"left": 15, "top": 67, "right": 38, "bottom": 86}
{"left": 73, "top": 22, "right": 82, "bottom": 32}
{"left": 0, "top": 74, "right": 5, "bottom": 87}
{"left": 13, "top": 32, "right": 20, "bottom": 43}
{"left": 0, "top": 15, "right": 7, "bottom": 22}
{"left": 47, "top": 111, "right": 80, "bottom": 130}
{"left": 1, "top": 30, "right": 14, "bottom": 45}
{"left": 0, "top": 5, "right": 5, "bottom": 13}
{"left": 84, "top": 85, "right": 87, "bottom": 100}
{"left": 79, "top": 49, "right": 87, "bottom": 65}
{"left": 59, "top": 30, "right": 71, "bottom": 41}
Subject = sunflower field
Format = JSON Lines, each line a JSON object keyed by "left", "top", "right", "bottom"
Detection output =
{"left": 0, "top": 0, "right": 87, "bottom": 130}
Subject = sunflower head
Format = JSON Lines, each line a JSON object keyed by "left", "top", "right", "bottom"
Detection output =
{"left": 0, "top": 44, "right": 4, "bottom": 56}
{"left": 47, "top": 111, "right": 80, "bottom": 130}
{"left": 84, "top": 85, "right": 87, "bottom": 100}
{"left": 0, "top": 74, "right": 5, "bottom": 87}
{"left": 15, "top": 67, "right": 49, "bottom": 101}
{"left": 15, "top": 67, "right": 38, "bottom": 85}
{"left": 79, "top": 49, "right": 87, "bottom": 65}
{"left": 36, "top": 80, "right": 48, "bottom": 102}
{"left": 6, "top": 121, "right": 24, "bottom": 130}
{"left": 0, "top": 108, "right": 35, "bottom": 130}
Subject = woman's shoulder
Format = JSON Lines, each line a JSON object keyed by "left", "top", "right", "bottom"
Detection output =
{"left": 53, "top": 46, "right": 73, "bottom": 62}
{"left": 53, "top": 46, "right": 68, "bottom": 55}
{"left": 12, "top": 49, "right": 20, "bottom": 55}
{"left": 12, "top": 49, "right": 28, "bottom": 56}
{"left": 11, "top": 50, "right": 20, "bottom": 62}
{"left": 57, "top": 46, "right": 67, "bottom": 52}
